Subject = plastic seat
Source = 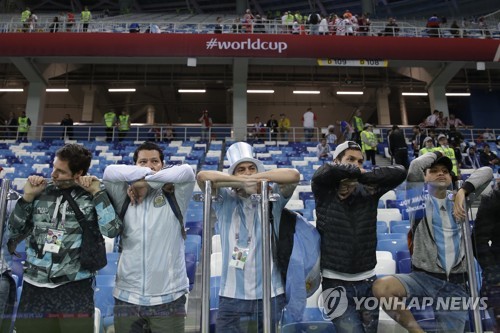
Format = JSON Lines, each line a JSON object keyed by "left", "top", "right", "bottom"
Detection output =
{"left": 398, "top": 257, "right": 412, "bottom": 273}
{"left": 377, "top": 209, "right": 403, "bottom": 228}
{"left": 210, "top": 252, "right": 222, "bottom": 277}
{"left": 186, "top": 226, "right": 203, "bottom": 238}
{"left": 186, "top": 253, "right": 197, "bottom": 291}
{"left": 94, "top": 285, "right": 115, "bottom": 327}
{"left": 95, "top": 274, "right": 116, "bottom": 287}
{"left": 377, "top": 221, "right": 389, "bottom": 234}
{"left": 391, "top": 224, "right": 411, "bottom": 234}
{"left": 376, "top": 239, "right": 409, "bottom": 260}
{"left": 377, "top": 233, "right": 407, "bottom": 241}
{"left": 212, "top": 235, "right": 222, "bottom": 254}
{"left": 375, "top": 257, "right": 396, "bottom": 275}
{"left": 98, "top": 260, "right": 118, "bottom": 276}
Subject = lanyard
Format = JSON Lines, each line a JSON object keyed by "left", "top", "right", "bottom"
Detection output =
{"left": 51, "top": 195, "right": 68, "bottom": 230}
{"left": 233, "top": 198, "right": 258, "bottom": 247}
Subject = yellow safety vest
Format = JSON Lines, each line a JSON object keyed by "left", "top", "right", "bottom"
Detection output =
{"left": 104, "top": 112, "right": 116, "bottom": 128}
{"left": 419, "top": 147, "right": 435, "bottom": 156}
{"left": 354, "top": 116, "right": 363, "bottom": 131}
{"left": 81, "top": 10, "right": 91, "bottom": 22}
{"left": 21, "top": 10, "right": 30, "bottom": 22}
{"left": 118, "top": 115, "right": 130, "bottom": 131}
{"left": 18, "top": 117, "right": 29, "bottom": 132}
{"left": 361, "top": 131, "right": 377, "bottom": 152}
{"left": 278, "top": 118, "right": 290, "bottom": 131}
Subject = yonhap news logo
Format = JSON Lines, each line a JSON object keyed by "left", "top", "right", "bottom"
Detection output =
{"left": 319, "top": 287, "right": 489, "bottom": 320}
{"left": 205, "top": 38, "right": 288, "bottom": 54}
{"left": 320, "top": 287, "right": 349, "bottom": 320}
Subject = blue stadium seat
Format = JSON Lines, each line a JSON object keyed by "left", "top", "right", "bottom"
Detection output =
{"left": 377, "top": 233, "right": 407, "bottom": 241}
{"left": 377, "top": 221, "right": 389, "bottom": 234}
{"left": 96, "top": 274, "right": 116, "bottom": 287}
{"left": 186, "top": 253, "right": 197, "bottom": 291}
{"left": 398, "top": 257, "right": 412, "bottom": 273}
{"left": 98, "top": 260, "right": 118, "bottom": 276}
{"left": 391, "top": 224, "right": 411, "bottom": 234}
{"left": 186, "top": 226, "right": 203, "bottom": 238}
{"left": 94, "top": 285, "right": 115, "bottom": 329}
{"left": 389, "top": 220, "right": 410, "bottom": 233}
{"left": 376, "top": 239, "right": 409, "bottom": 260}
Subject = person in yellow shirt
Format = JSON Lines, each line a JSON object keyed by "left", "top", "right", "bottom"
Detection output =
{"left": 278, "top": 113, "right": 291, "bottom": 140}
{"left": 118, "top": 110, "right": 131, "bottom": 141}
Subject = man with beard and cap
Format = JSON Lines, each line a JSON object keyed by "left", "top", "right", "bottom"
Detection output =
{"left": 373, "top": 152, "right": 493, "bottom": 333}
{"left": 197, "top": 142, "right": 299, "bottom": 332}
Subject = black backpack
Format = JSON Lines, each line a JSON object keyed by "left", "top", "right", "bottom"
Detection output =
{"left": 270, "top": 207, "right": 297, "bottom": 282}
{"left": 308, "top": 13, "right": 319, "bottom": 25}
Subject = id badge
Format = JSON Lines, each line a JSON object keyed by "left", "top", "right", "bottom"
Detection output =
{"left": 229, "top": 246, "right": 249, "bottom": 270}
{"left": 43, "top": 228, "right": 64, "bottom": 254}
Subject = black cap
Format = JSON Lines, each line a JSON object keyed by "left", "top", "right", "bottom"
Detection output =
{"left": 430, "top": 155, "right": 453, "bottom": 173}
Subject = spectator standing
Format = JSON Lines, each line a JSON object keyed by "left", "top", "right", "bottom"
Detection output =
{"left": 316, "top": 138, "right": 332, "bottom": 160}
{"left": 214, "top": 17, "right": 223, "bottom": 34}
{"left": 450, "top": 20, "right": 460, "bottom": 37}
{"left": 411, "top": 125, "right": 424, "bottom": 158}
{"left": 425, "top": 109, "right": 440, "bottom": 128}
{"left": 336, "top": 119, "right": 354, "bottom": 142}
{"left": 352, "top": 109, "right": 364, "bottom": 145}
{"left": 382, "top": 17, "right": 399, "bottom": 36}
{"left": 103, "top": 109, "right": 117, "bottom": 142}
{"left": 17, "top": 111, "right": 31, "bottom": 142}
{"left": 252, "top": 116, "right": 265, "bottom": 140}
{"left": 8, "top": 144, "right": 122, "bottom": 333}
{"left": 196, "top": 142, "right": 299, "bottom": 333}
{"left": 361, "top": 123, "right": 377, "bottom": 166}
{"left": 60, "top": 113, "right": 74, "bottom": 140}
{"left": 28, "top": 12, "right": 38, "bottom": 32}
{"left": 278, "top": 113, "right": 290, "bottom": 140}
{"left": 20, "top": 7, "right": 31, "bottom": 32}
{"left": 66, "top": 12, "right": 75, "bottom": 32}
{"left": 198, "top": 110, "right": 213, "bottom": 141}
{"left": 473, "top": 180, "right": 500, "bottom": 332}
{"left": 312, "top": 141, "right": 406, "bottom": 333}
{"left": 308, "top": 12, "right": 321, "bottom": 35}
{"left": 388, "top": 125, "right": 409, "bottom": 169}
{"left": 81, "top": 6, "right": 91, "bottom": 32}
{"left": 5, "top": 111, "right": 17, "bottom": 140}
{"left": 253, "top": 14, "right": 266, "bottom": 33}
{"left": 266, "top": 114, "right": 279, "bottom": 140}
{"left": 325, "top": 125, "right": 337, "bottom": 145}
{"left": 117, "top": 110, "right": 131, "bottom": 141}
{"left": 482, "top": 129, "right": 495, "bottom": 141}
{"left": 426, "top": 13, "right": 441, "bottom": 37}
{"left": 103, "top": 142, "right": 196, "bottom": 333}
{"left": 373, "top": 152, "right": 492, "bottom": 333}
{"left": 49, "top": 16, "right": 59, "bottom": 33}
{"left": 318, "top": 15, "right": 329, "bottom": 35}
{"left": 302, "top": 107, "right": 317, "bottom": 142}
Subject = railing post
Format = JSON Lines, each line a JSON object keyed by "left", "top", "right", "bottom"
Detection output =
{"left": 457, "top": 180, "right": 483, "bottom": 333}
{"left": 200, "top": 180, "right": 213, "bottom": 333}
{"left": 260, "top": 180, "right": 272, "bottom": 333}
{"left": 0, "top": 180, "right": 11, "bottom": 249}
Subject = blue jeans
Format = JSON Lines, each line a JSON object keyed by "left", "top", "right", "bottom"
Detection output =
{"left": 114, "top": 296, "right": 186, "bottom": 333}
{"left": 395, "top": 271, "right": 468, "bottom": 333}
{"left": 322, "top": 276, "right": 378, "bottom": 333}
{"left": 304, "top": 128, "right": 314, "bottom": 141}
{"left": 216, "top": 294, "right": 285, "bottom": 333}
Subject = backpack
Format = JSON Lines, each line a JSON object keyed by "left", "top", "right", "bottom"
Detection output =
{"left": 270, "top": 207, "right": 321, "bottom": 322}
{"left": 269, "top": 207, "right": 320, "bottom": 296}
{"left": 308, "top": 13, "right": 319, "bottom": 25}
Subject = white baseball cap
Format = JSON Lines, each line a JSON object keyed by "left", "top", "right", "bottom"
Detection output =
{"left": 332, "top": 141, "right": 362, "bottom": 160}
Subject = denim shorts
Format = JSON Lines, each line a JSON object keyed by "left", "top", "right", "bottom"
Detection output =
{"left": 395, "top": 271, "right": 468, "bottom": 333}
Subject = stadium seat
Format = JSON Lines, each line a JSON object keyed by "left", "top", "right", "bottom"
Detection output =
{"left": 211, "top": 252, "right": 222, "bottom": 277}
{"left": 398, "top": 257, "right": 412, "bottom": 273}
{"left": 212, "top": 235, "right": 221, "bottom": 254}
{"left": 377, "top": 209, "right": 403, "bottom": 228}
{"left": 377, "top": 233, "right": 407, "bottom": 241}
{"left": 377, "top": 221, "right": 389, "bottom": 234}
{"left": 377, "top": 239, "right": 409, "bottom": 260}
{"left": 391, "top": 224, "right": 411, "bottom": 234}
{"left": 186, "top": 253, "right": 197, "bottom": 291}
{"left": 375, "top": 257, "right": 396, "bottom": 275}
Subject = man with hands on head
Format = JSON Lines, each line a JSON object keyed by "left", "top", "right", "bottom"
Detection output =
{"left": 8, "top": 143, "right": 122, "bottom": 333}
{"left": 312, "top": 141, "right": 407, "bottom": 333}
{"left": 196, "top": 142, "right": 300, "bottom": 333}
{"left": 103, "top": 141, "right": 196, "bottom": 333}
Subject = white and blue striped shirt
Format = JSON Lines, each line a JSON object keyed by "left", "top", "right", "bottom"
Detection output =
{"left": 427, "top": 196, "right": 463, "bottom": 275}
{"left": 213, "top": 184, "right": 288, "bottom": 300}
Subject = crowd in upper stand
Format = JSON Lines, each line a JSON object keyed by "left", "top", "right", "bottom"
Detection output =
{"left": 6, "top": 6, "right": 499, "bottom": 37}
